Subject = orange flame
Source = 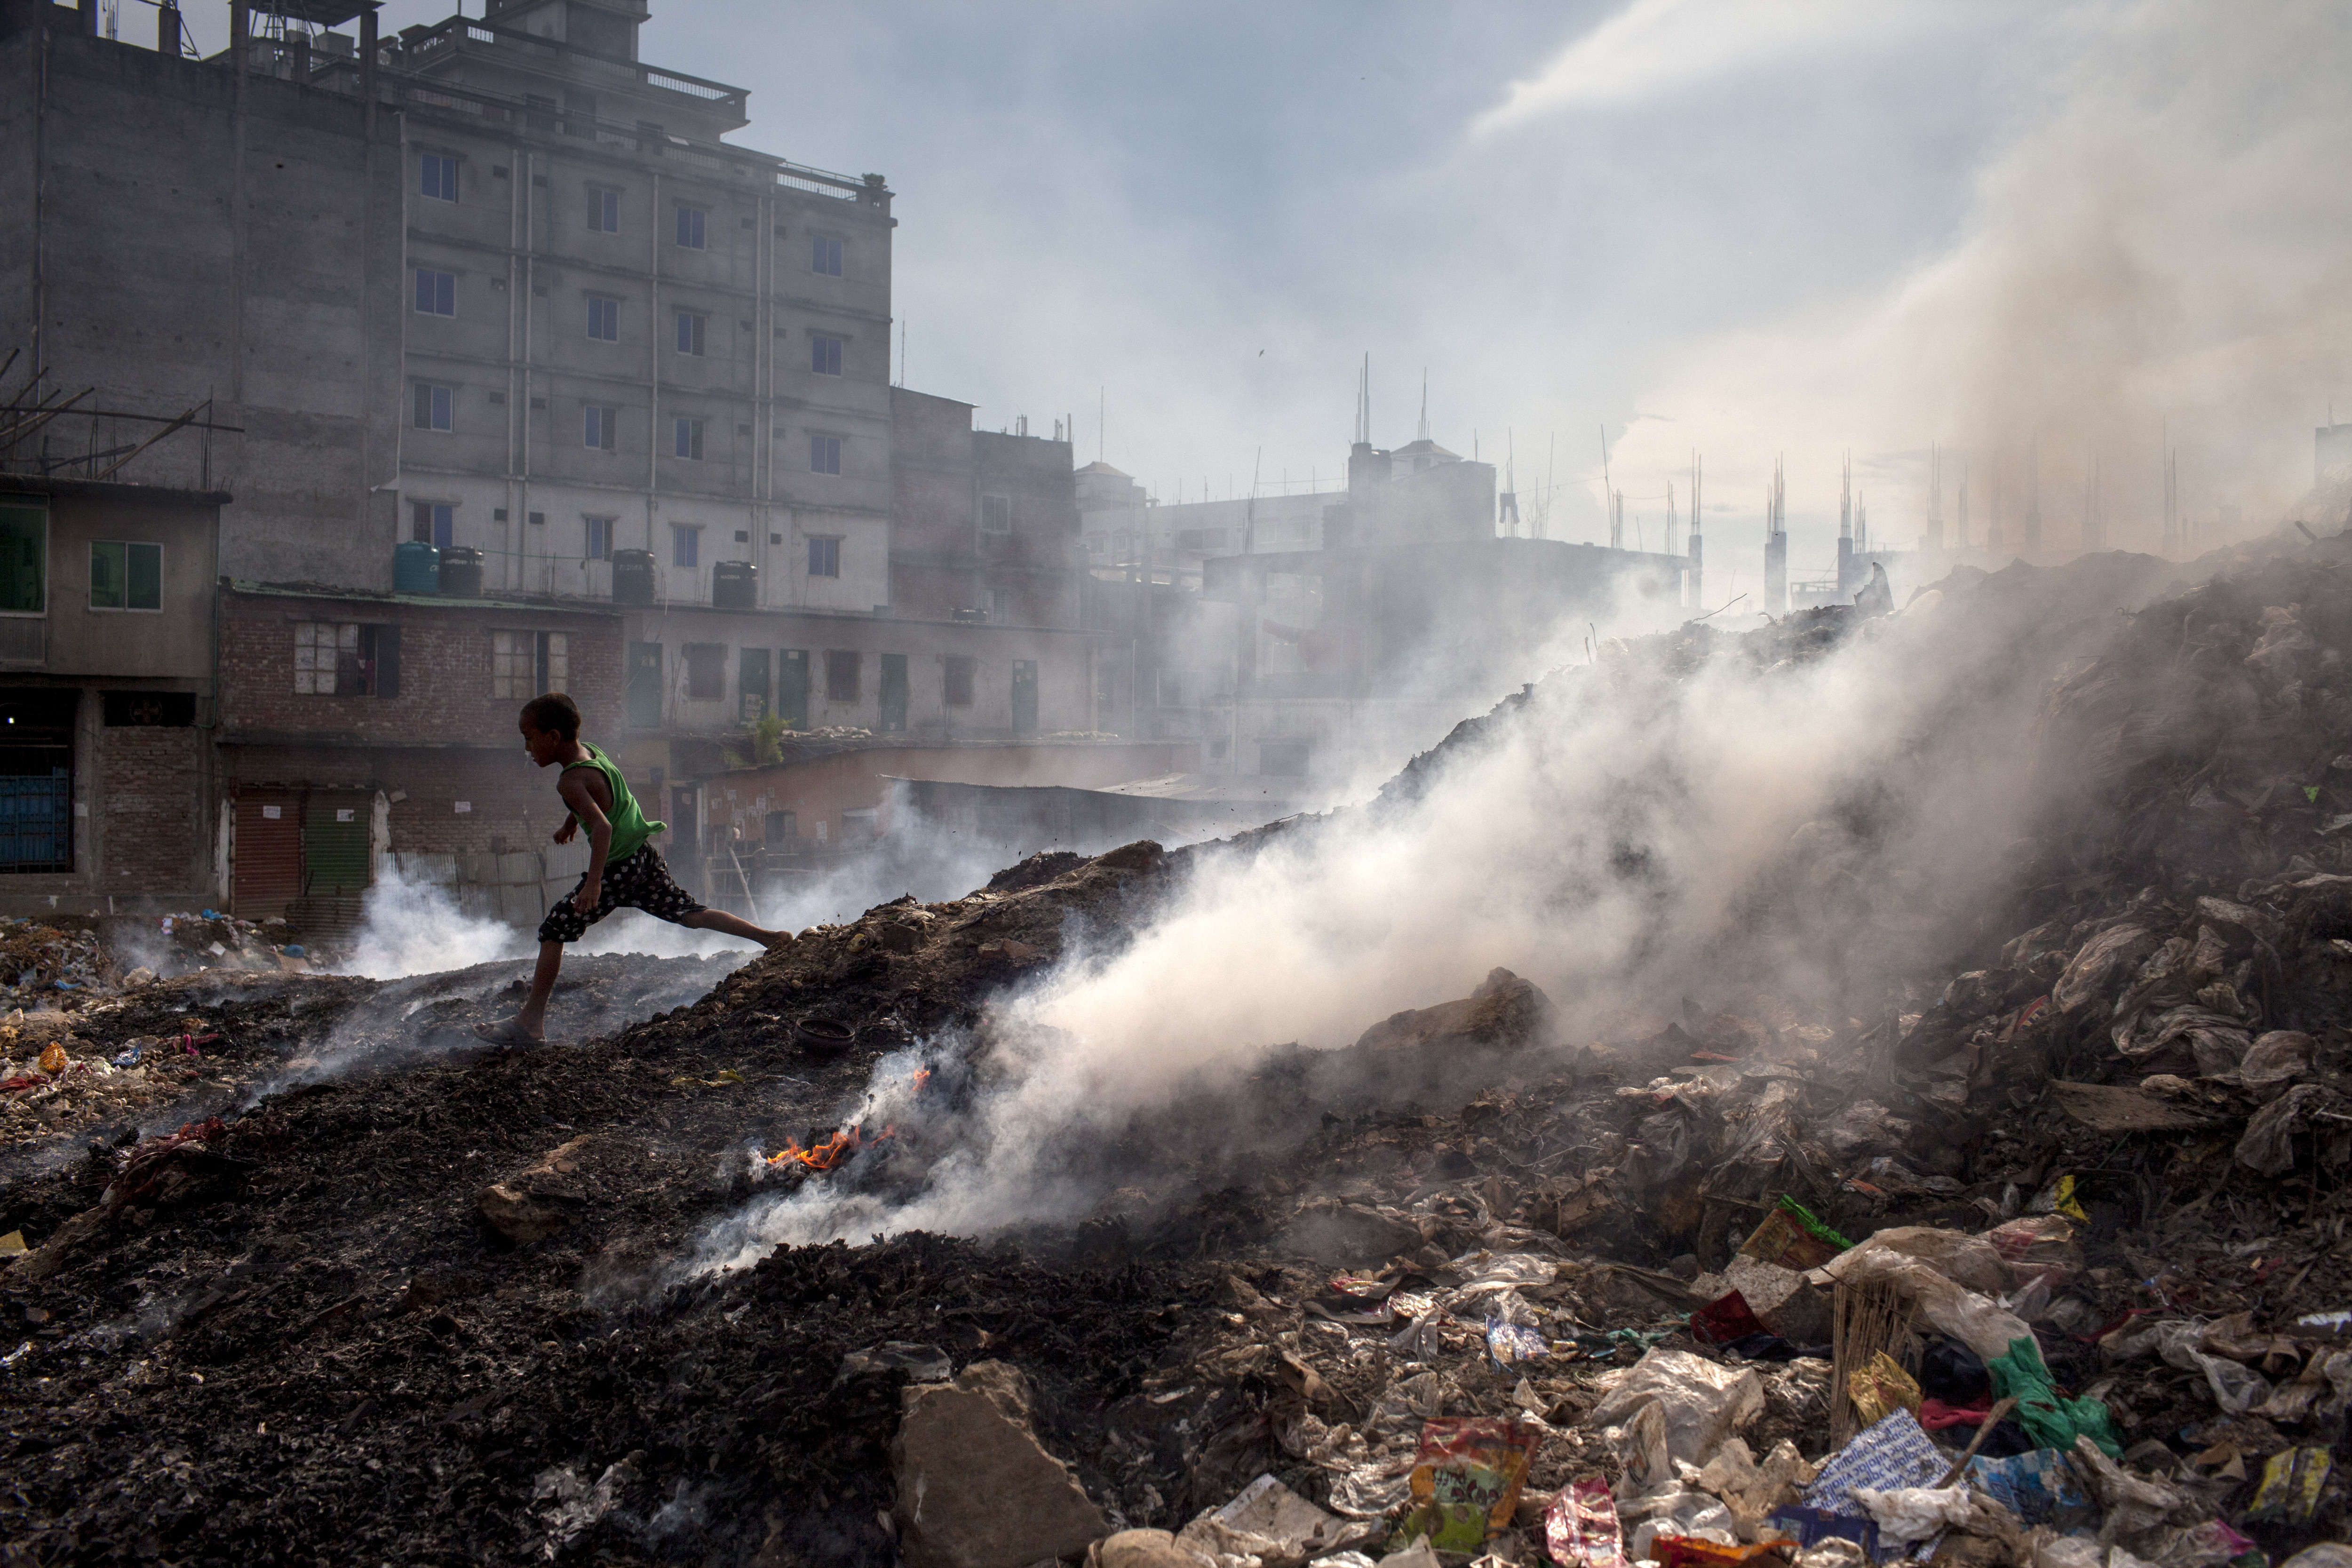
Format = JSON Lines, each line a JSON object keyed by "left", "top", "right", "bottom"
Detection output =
{"left": 912, "top": 1068, "right": 932, "bottom": 1091}
{"left": 767, "top": 1123, "right": 893, "bottom": 1173}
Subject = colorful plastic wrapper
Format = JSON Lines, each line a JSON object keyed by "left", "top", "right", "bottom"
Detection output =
{"left": 1486, "top": 1316, "right": 1549, "bottom": 1368}
{"left": 1739, "top": 1195, "right": 1855, "bottom": 1271}
{"left": 1653, "top": 1536, "right": 1796, "bottom": 1568}
{"left": 1692, "top": 1289, "right": 1769, "bottom": 1347}
{"left": 1766, "top": 1505, "right": 1880, "bottom": 1563}
{"left": 1847, "top": 1351, "right": 1923, "bottom": 1428}
{"left": 2248, "top": 1447, "right": 2333, "bottom": 1526}
{"left": 1399, "top": 1417, "right": 1541, "bottom": 1553}
{"left": 1545, "top": 1477, "right": 1628, "bottom": 1568}
{"left": 1803, "top": 1409, "right": 1946, "bottom": 1519}
{"left": 1966, "top": 1448, "right": 2095, "bottom": 1528}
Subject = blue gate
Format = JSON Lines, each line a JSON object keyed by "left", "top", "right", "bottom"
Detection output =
{"left": 0, "top": 768, "right": 72, "bottom": 872}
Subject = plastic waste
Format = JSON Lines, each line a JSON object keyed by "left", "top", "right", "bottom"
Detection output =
{"left": 1544, "top": 1478, "right": 1628, "bottom": 1568}
{"left": 1802, "top": 1409, "right": 1948, "bottom": 1519}
{"left": 2246, "top": 1448, "right": 2332, "bottom": 1526}
{"left": 1398, "top": 1417, "right": 1540, "bottom": 1553}
{"left": 1846, "top": 1352, "right": 1921, "bottom": 1428}
{"left": 1738, "top": 1196, "right": 1852, "bottom": 1271}
{"left": 1919, "top": 1336, "right": 1992, "bottom": 1405}
{"left": 2278, "top": 1549, "right": 2352, "bottom": 1568}
{"left": 1849, "top": 1486, "right": 1975, "bottom": 1546}
{"left": 36, "top": 1041, "right": 66, "bottom": 1075}
{"left": 1988, "top": 1337, "right": 2123, "bottom": 1457}
{"left": 1583, "top": 1348, "right": 1764, "bottom": 1467}
{"left": 1967, "top": 1449, "right": 2097, "bottom": 1529}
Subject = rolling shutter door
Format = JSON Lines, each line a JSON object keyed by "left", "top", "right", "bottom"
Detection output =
{"left": 232, "top": 790, "right": 304, "bottom": 917}
{"left": 302, "top": 792, "right": 373, "bottom": 893}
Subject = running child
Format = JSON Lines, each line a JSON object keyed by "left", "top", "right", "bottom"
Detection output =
{"left": 474, "top": 692, "right": 792, "bottom": 1044}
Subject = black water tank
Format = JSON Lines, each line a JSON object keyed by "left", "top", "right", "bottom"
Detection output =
{"left": 438, "top": 545, "right": 484, "bottom": 598}
{"left": 712, "top": 559, "right": 758, "bottom": 610}
{"left": 612, "top": 548, "right": 655, "bottom": 605}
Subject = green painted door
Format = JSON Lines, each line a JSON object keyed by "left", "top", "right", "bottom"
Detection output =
{"left": 739, "top": 647, "right": 771, "bottom": 721}
{"left": 627, "top": 642, "right": 663, "bottom": 728}
{"left": 778, "top": 649, "right": 809, "bottom": 730}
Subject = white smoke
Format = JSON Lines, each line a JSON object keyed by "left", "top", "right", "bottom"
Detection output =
{"left": 691, "top": 555, "right": 2159, "bottom": 1271}
{"left": 335, "top": 862, "right": 773, "bottom": 981}
{"left": 1607, "top": 0, "right": 2352, "bottom": 555}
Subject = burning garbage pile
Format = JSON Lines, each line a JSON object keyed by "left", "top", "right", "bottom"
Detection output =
{"left": 13, "top": 528, "right": 2352, "bottom": 1565}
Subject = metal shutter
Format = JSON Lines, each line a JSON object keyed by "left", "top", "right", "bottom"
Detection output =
{"left": 302, "top": 792, "right": 373, "bottom": 892}
{"left": 232, "top": 790, "right": 304, "bottom": 917}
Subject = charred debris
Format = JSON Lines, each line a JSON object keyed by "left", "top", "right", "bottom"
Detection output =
{"left": 11, "top": 534, "right": 2352, "bottom": 1567}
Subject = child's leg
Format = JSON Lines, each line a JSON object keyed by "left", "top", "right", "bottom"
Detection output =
{"left": 680, "top": 907, "right": 795, "bottom": 948}
{"left": 629, "top": 846, "right": 795, "bottom": 949}
{"left": 515, "top": 940, "right": 564, "bottom": 1035}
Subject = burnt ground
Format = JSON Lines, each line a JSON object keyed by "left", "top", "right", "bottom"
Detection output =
{"left": 11, "top": 532, "right": 2352, "bottom": 1564}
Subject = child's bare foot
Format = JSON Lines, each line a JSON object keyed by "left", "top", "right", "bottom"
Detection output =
{"left": 473, "top": 1017, "right": 543, "bottom": 1046}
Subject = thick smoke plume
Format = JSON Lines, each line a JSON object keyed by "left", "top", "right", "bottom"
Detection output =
{"left": 693, "top": 551, "right": 2177, "bottom": 1270}
{"left": 1612, "top": 0, "right": 2352, "bottom": 550}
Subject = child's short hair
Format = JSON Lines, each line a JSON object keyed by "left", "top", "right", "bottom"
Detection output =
{"left": 519, "top": 692, "right": 580, "bottom": 740}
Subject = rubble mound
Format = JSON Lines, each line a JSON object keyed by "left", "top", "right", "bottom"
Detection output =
{"left": 11, "top": 530, "right": 2352, "bottom": 1562}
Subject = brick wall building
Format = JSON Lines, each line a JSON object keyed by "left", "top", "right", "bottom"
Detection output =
{"left": 215, "top": 582, "right": 623, "bottom": 927}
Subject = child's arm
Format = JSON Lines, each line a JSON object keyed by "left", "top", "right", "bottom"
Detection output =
{"left": 557, "top": 770, "right": 614, "bottom": 910}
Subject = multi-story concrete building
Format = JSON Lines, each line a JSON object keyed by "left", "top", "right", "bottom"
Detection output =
{"left": 4, "top": 0, "right": 1112, "bottom": 923}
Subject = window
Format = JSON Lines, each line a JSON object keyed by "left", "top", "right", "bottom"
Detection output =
{"left": 944, "top": 655, "right": 976, "bottom": 708}
{"left": 586, "top": 294, "right": 619, "bottom": 342}
{"left": 991, "top": 589, "right": 1013, "bottom": 624}
{"left": 492, "top": 629, "right": 568, "bottom": 698}
{"left": 673, "top": 418, "right": 704, "bottom": 461}
{"left": 413, "top": 268, "right": 455, "bottom": 317}
{"left": 824, "top": 649, "right": 859, "bottom": 704}
{"left": 420, "top": 152, "right": 458, "bottom": 203}
{"left": 683, "top": 642, "right": 725, "bottom": 701}
{"left": 806, "top": 536, "right": 839, "bottom": 578}
{"left": 410, "top": 501, "right": 454, "bottom": 548}
{"left": 584, "top": 517, "right": 613, "bottom": 560}
{"left": 675, "top": 206, "right": 707, "bottom": 249}
{"left": 412, "top": 382, "right": 453, "bottom": 431}
{"left": 0, "top": 504, "right": 42, "bottom": 615}
{"left": 585, "top": 405, "right": 618, "bottom": 450}
{"left": 810, "top": 334, "right": 843, "bottom": 376}
{"left": 810, "top": 234, "right": 843, "bottom": 276}
{"left": 675, "top": 310, "right": 706, "bottom": 356}
{"left": 764, "top": 810, "right": 796, "bottom": 845}
{"left": 672, "top": 525, "right": 701, "bottom": 568}
{"left": 809, "top": 434, "right": 842, "bottom": 475}
{"left": 88, "top": 542, "right": 162, "bottom": 612}
{"left": 627, "top": 641, "right": 662, "bottom": 728}
{"left": 980, "top": 493, "right": 1013, "bottom": 533}
{"left": 587, "top": 183, "right": 620, "bottom": 233}
{"left": 102, "top": 692, "right": 195, "bottom": 727}
{"left": 1085, "top": 534, "right": 1107, "bottom": 558}
{"left": 294, "top": 621, "right": 399, "bottom": 697}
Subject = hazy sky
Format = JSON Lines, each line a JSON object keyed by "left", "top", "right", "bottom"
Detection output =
{"left": 184, "top": 1, "right": 2352, "bottom": 588}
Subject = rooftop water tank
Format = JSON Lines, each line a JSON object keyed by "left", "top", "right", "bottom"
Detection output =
{"left": 393, "top": 541, "right": 439, "bottom": 595}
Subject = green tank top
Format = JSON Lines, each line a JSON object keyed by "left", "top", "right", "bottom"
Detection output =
{"left": 563, "top": 741, "right": 665, "bottom": 862}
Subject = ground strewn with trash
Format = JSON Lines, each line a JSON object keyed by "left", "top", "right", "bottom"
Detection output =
{"left": 11, "top": 532, "right": 2352, "bottom": 1567}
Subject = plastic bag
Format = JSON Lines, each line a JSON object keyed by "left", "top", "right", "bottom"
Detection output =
{"left": 1398, "top": 1417, "right": 1541, "bottom": 1553}
{"left": 1740, "top": 1196, "right": 1852, "bottom": 1271}
{"left": 1546, "top": 1478, "right": 1629, "bottom": 1568}
{"left": 1918, "top": 1337, "right": 1991, "bottom": 1405}
{"left": 1584, "top": 1349, "right": 1764, "bottom": 1467}
{"left": 1846, "top": 1352, "right": 1922, "bottom": 1428}
{"left": 1802, "top": 1409, "right": 1947, "bottom": 1518}
{"left": 1849, "top": 1486, "right": 1974, "bottom": 1546}
{"left": 2247, "top": 1447, "right": 2332, "bottom": 1526}
{"left": 1988, "top": 1337, "right": 2123, "bottom": 1458}
{"left": 1967, "top": 1449, "right": 2096, "bottom": 1528}
{"left": 1984, "top": 1216, "right": 2083, "bottom": 1293}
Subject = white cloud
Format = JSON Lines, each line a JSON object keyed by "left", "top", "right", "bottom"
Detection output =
{"left": 1475, "top": 0, "right": 1903, "bottom": 132}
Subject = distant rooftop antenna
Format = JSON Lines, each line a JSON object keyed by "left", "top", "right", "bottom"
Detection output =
{"left": 1417, "top": 369, "right": 1429, "bottom": 443}
{"left": 1499, "top": 429, "right": 1521, "bottom": 536}
{"left": 1353, "top": 354, "right": 1370, "bottom": 446}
